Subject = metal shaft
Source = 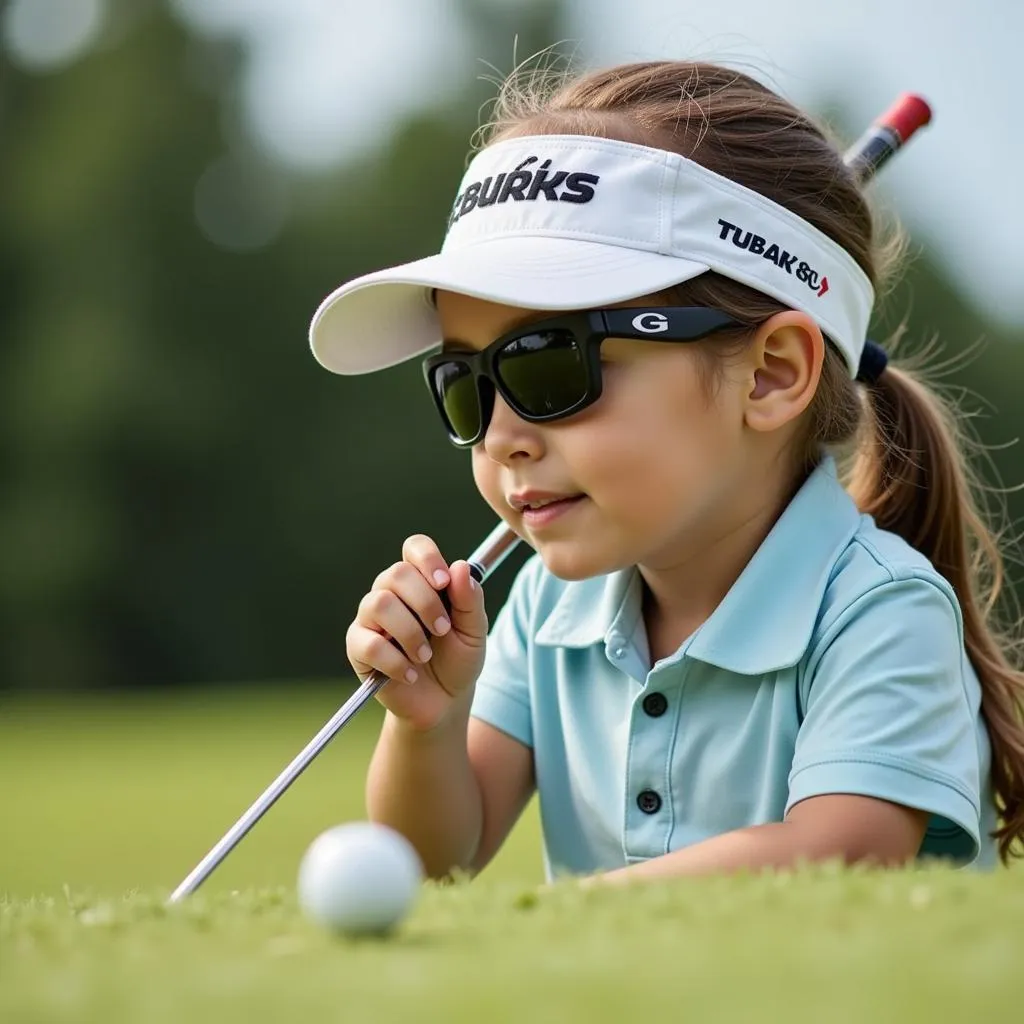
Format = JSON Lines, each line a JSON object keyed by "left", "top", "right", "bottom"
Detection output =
{"left": 168, "top": 675, "right": 387, "bottom": 901}
{"left": 167, "top": 521, "right": 521, "bottom": 902}
{"left": 168, "top": 95, "right": 932, "bottom": 902}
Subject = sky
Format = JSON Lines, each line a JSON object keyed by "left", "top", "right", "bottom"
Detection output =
{"left": 5, "top": 0, "right": 1022, "bottom": 323}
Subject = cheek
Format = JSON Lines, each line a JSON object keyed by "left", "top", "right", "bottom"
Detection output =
{"left": 472, "top": 450, "right": 504, "bottom": 510}
{"left": 583, "top": 362, "right": 743, "bottom": 506}
{"left": 607, "top": 359, "right": 736, "bottom": 454}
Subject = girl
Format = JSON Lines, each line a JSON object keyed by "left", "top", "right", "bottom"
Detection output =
{"left": 309, "top": 61, "right": 1024, "bottom": 882}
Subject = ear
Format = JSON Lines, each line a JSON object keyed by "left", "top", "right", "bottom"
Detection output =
{"left": 742, "top": 311, "right": 824, "bottom": 434}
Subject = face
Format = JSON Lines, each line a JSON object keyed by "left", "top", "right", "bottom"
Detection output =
{"left": 434, "top": 291, "right": 777, "bottom": 581}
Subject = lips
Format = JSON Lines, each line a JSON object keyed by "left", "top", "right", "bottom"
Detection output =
{"left": 507, "top": 492, "right": 584, "bottom": 512}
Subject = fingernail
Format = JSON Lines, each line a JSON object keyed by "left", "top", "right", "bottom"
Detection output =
{"left": 470, "top": 576, "right": 478, "bottom": 590}
{"left": 433, "top": 616, "right": 450, "bottom": 635}
{"left": 404, "top": 668, "right": 418, "bottom": 685}
{"left": 417, "top": 644, "right": 432, "bottom": 662}
{"left": 433, "top": 570, "right": 450, "bottom": 587}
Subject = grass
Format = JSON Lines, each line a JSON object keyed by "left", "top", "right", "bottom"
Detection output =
{"left": 0, "top": 687, "right": 542, "bottom": 897}
{"left": 3, "top": 687, "right": 1023, "bottom": 1022}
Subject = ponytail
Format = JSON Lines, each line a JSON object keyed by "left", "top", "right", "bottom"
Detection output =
{"left": 846, "top": 360, "right": 1024, "bottom": 862}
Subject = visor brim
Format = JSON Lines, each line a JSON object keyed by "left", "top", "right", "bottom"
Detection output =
{"left": 309, "top": 236, "right": 709, "bottom": 375}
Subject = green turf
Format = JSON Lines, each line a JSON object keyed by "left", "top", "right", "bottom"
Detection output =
{"left": 0, "top": 688, "right": 542, "bottom": 897}
{"left": 3, "top": 689, "right": 1022, "bottom": 1022}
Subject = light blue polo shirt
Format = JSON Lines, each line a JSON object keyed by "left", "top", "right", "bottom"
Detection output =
{"left": 470, "top": 457, "right": 998, "bottom": 878}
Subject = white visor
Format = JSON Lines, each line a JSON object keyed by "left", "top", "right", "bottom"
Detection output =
{"left": 309, "top": 134, "right": 874, "bottom": 377}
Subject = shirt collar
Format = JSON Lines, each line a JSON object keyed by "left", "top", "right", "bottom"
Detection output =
{"left": 533, "top": 457, "right": 862, "bottom": 674}
{"left": 534, "top": 564, "right": 639, "bottom": 650}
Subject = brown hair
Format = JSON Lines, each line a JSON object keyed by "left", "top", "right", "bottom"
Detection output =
{"left": 483, "top": 59, "right": 1024, "bottom": 862}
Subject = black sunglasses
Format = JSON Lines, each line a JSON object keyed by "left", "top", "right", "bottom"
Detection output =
{"left": 422, "top": 306, "right": 745, "bottom": 447}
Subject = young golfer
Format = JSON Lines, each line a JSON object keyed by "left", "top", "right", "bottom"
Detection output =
{"left": 310, "top": 61, "right": 1024, "bottom": 881}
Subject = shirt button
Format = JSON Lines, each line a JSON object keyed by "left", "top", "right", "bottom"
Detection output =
{"left": 612, "top": 647, "right": 625, "bottom": 659}
{"left": 636, "top": 790, "right": 662, "bottom": 814}
{"left": 642, "top": 692, "right": 668, "bottom": 717}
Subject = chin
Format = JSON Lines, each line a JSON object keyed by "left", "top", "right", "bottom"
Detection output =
{"left": 533, "top": 541, "right": 622, "bottom": 582}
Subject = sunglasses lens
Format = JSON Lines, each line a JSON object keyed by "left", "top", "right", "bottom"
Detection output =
{"left": 430, "top": 360, "right": 480, "bottom": 442}
{"left": 496, "top": 330, "right": 588, "bottom": 418}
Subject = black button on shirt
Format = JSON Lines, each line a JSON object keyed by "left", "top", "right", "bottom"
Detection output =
{"left": 637, "top": 790, "right": 662, "bottom": 814}
{"left": 642, "top": 692, "right": 668, "bottom": 717}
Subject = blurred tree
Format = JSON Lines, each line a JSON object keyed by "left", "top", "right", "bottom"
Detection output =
{"left": 0, "top": 0, "right": 564, "bottom": 690}
{"left": 0, "top": 0, "right": 1020, "bottom": 692}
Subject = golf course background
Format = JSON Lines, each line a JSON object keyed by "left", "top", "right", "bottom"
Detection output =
{"left": 3, "top": 2, "right": 1024, "bottom": 699}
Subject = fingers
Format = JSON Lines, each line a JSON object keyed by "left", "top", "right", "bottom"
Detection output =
{"left": 374, "top": 561, "right": 450, "bottom": 634}
{"left": 347, "top": 535, "right": 455, "bottom": 684}
{"left": 401, "top": 534, "right": 453, "bottom": 593}
{"left": 356, "top": 570, "right": 446, "bottom": 659}
{"left": 346, "top": 622, "right": 420, "bottom": 685}
{"left": 400, "top": 533, "right": 487, "bottom": 641}
{"left": 445, "top": 559, "right": 488, "bottom": 643}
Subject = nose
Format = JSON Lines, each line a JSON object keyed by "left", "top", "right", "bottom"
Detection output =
{"left": 481, "top": 391, "right": 544, "bottom": 464}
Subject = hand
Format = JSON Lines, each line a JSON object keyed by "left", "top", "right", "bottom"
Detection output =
{"left": 346, "top": 534, "right": 488, "bottom": 732}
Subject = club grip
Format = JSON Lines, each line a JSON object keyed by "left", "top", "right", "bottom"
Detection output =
{"left": 845, "top": 92, "right": 932, "bottom": 181}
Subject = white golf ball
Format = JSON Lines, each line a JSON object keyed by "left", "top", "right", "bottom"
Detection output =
{"left": 297, "top": 822, "right": 423, "bottom": 935}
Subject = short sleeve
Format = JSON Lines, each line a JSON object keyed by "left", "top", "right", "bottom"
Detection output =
{"left": 787, "top": 575, "right": 982, "bottom": 863}
{"left": 469, "top": 558, "right": 540, "bottom": 748}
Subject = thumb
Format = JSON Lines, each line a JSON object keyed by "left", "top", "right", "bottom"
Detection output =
{"left": 444, "top": 559, "right": 487, "bottom": 643}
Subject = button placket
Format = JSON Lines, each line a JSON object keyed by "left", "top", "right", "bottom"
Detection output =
{"left": 622, "top": 663, "right": 680, "bottom": 859}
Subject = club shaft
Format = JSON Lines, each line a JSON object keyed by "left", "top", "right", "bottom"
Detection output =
{"left": 167, "top": 521, "right": 520, "bottom": 902}
{"left": 168, "top": 93, "right": 931, "bottom": 902}
{"left": 168, "top": 676, "right": 385, "bottom": 901}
